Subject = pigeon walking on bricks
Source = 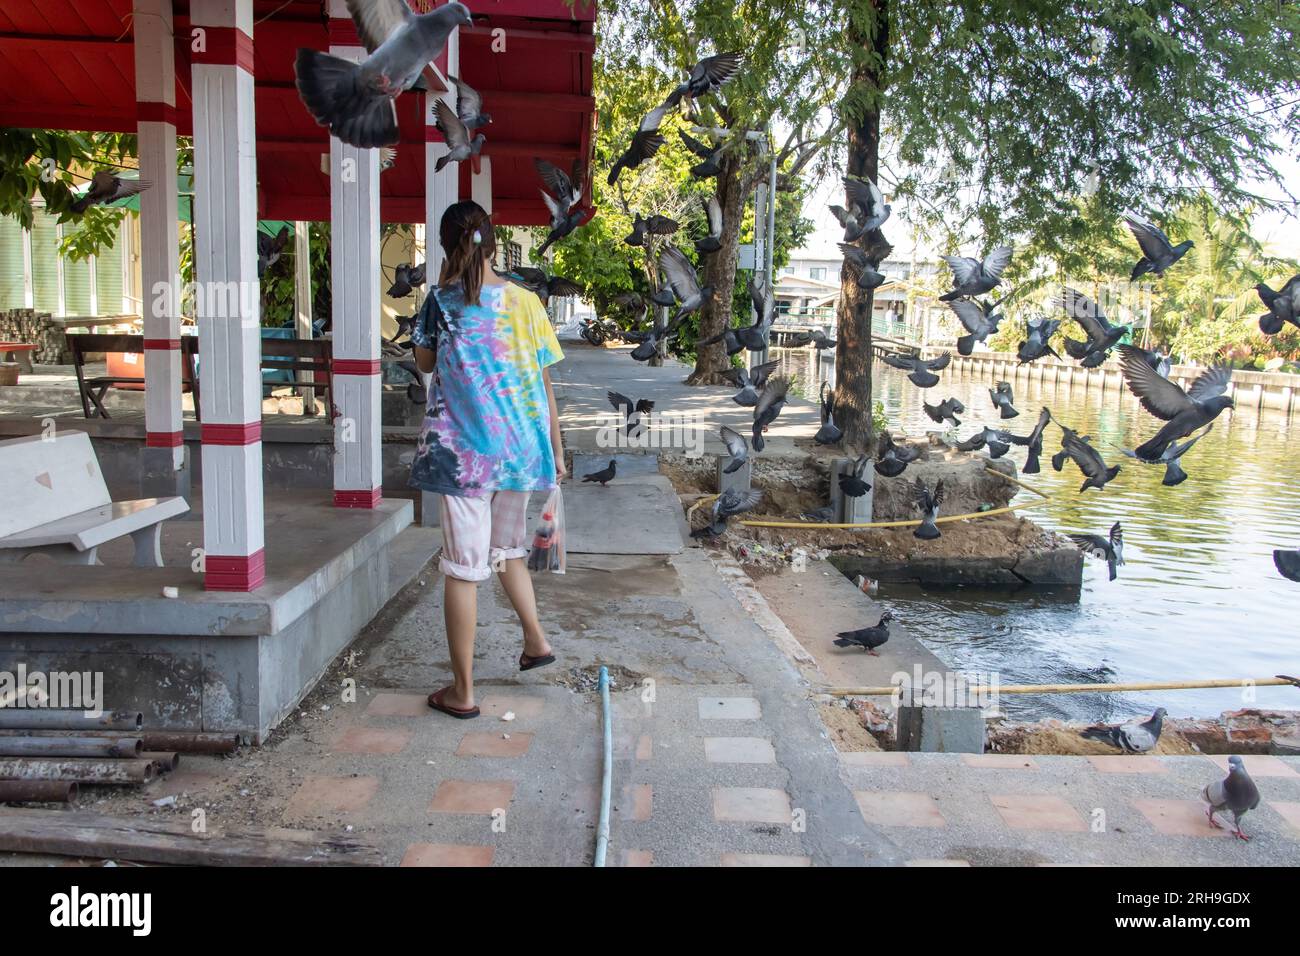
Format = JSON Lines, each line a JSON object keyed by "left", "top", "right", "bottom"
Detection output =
{"left": 1202, "top": 755, "right": 1261, "bottom": 841}
{"left": 1080, "top": 708, "right": 1166, "bottom": 753}
{"left": 582, "top": 460, "right": 616, "bottom": 485}
{"left": 989, "top": 381, "right": 1019, "bottom": 419}
{"left": 833, "top": 611, "right": 893, "bottom": 655}
{"left": 1069, "top": 521, "right": 1124, "bottom": 581}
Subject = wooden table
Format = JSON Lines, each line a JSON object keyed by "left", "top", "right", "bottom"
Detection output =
{"left": 0, "top": 343, "right": 36, "bottom": 373}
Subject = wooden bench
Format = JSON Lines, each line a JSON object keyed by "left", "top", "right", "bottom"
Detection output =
{"left": 0, "top": 342, "right": 37, "bottom": 373}
{"left": 0, "top": 432, "right": 188, "bottom": 567}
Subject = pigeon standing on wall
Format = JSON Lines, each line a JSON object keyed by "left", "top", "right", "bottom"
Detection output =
{"left": 1069, "top": 521, "right": 1125, "bottom": 581}
{"left": 70, "top": 170, "right": 151, "bottom": 213}
{"left": 948, "top": 299, "right": 1003, "bottom": 355}
{"left": 295, "top": 0, "right": 473, "bottom": 148}
{"left": 1125, "top": 211, "right": 1194, "bottom": 280}
{"left": 1202, "top": 755, "right": 1261, "bottom": 841}
{"left": 1117, "top": 345, "right": 1234, "bottom": 461}
{"left": 1080, "top": 708, "right": 1167, "bottom": 753}
{"left": 989, "top": 381, "right": 1019, "bottom": 419}
{"left": 939, "top": 246, "right": 1013, "bottom": 301}
{"left": 1256, "top": 275, "right": 1300, "bottom": 334}
{"left": 833, "top": 612, "right": 893, "bottom": 655}
{"left": 912, "top": 478, "right": 945, "bottom": 540}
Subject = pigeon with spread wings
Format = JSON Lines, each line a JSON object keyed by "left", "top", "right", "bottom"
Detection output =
{"left": 1118, "top": 344, "right": 1234, "bottom": 461}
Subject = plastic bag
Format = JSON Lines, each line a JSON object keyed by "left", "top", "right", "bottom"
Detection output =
{"left": 526, "top": 485, "right": 566, "bottom": 574}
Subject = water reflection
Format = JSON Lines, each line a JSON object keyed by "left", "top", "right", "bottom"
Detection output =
{"left": 772, "top": 348, "right": 1300, "bottom": 722}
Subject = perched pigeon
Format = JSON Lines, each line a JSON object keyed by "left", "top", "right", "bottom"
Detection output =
{"left": 1256, "top": 275, "right": 1300, "bottom": 335}
{"left": 923, "top": 397, "right": 964, "bottom": 428}
{"left": 815, "top": 382, "right": 843, "bottom": 445}
{"left": 607, "top": 390, "right": 654, "bottom": 436}
{"left": 679, "top": 130, "right": 724, "bottom": 179}
{"left": 1117, "top": 344, "right": 1234, "bottom": 461}
{"left": 625, "top": 213, "right": 679, "bottom": 247}
{"left": 719, "top": 425, "right": 749, "bottom": 474}
{"left": 751, "top": 375, "right": 791, "bottom": 452}
{"left": 1054, "top": 425, "right": 1120, "bottom": 493}
{"left": 1069, "top": 521, "right": 1124, "bottom": 581}
{"left": 1017, "top": 316, "right": 1062, "bottom": 364}
{"left": 509, "top": 267, "right": 583, "bottom": 306}
{"left": 295, "top": 0, "right": 473, "bottom": 148}
{"left": 657, "top": 246, "right": 713, "bottom": 326}
{"left": 838, "top": 457, "right": 872, "bottom": 498}
{"left": 608, "top": 100, "right": 670, "bottom": 186}
{"left": 839, "top": 243, "right": 886, "bottom": 289}
{"left": 256, "top": 225, "right": 290, "bottom": 278}
{"left": 833, "top": 612, "right": 893, "bottom": 655}
{"left": 1113, "top": 424, "right": 1212, "bottom": 487}
{"left": 434, "top": 98, "right": 486, "bottom": 171}
{"left": 448, "top": 75, "right": 491, "bottom": 131}
{"left": 1081, "top": 708, "right": 1166, "bottom": 753}
{"left": 666, "top": 51, "right": 745, "bottom": 106}
{"left": 581, "top": 460, "right": 617, "bottom": 485}
{"left": 829, "top": 178, "right": 891, "bottom": 243}
{"left": 881, "top": 352, "right": 951, "bottom": 388}
{"left": 1125, "top": 211, "right": 1193, "bottom": 280}
{"left": 694, "top": 196, "right": 723, "bottom": 254}
{"left": 939, "top": 246, "right": 1013, "bottom": 301}
{"left": 786, "top": 329, "right": 837, "bottom": 350}
{"left": 1273, "top": 549, "right": 1300, "bottom": 582}
{"left": 911, "top": 478, "right": 945, "bottom": 540}
{"left": 692, "top": 487, "right": 763, "bottom": 538}
{"left": 387, "top": 262, "right": 427, "bottom": 298}
{"left": 989, "top": 381, "right": 1019, "bottom": 419}
{"left": 1059, "top": 286, "right": 1129, "bottom": 364}
{"left": 1202, "top": 755, "right": 1261, "bottom": 841}
{"left": 1008, "top": 406, "right": 1052, "bottom": 474}
{"left": 874, "top": 431, "right": 920, "bottom": 477}
{"left": 948, "top": 299, "right": 1003, "bottom": 355}
{"left": 718, "top": 359, "right": 779, "bottom": 407}
{"left": 71, "top": 170, "right": 151, "bottom": 213}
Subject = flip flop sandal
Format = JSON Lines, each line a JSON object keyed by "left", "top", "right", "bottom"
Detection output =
{"left": 519, "top": 652, "right": 556, "bottom": 672}
{"left": 427, "top": 687, "right": 480, "bottom": 719}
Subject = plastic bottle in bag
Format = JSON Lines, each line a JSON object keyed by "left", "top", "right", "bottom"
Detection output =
{"left": 527, "top": 486, "right": 566, "bottom": 574}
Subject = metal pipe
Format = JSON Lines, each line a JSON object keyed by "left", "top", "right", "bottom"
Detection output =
{"left": 0, "top": 736, "right": 142, "bottom": 759}
{"left": 140, "top": 752, "right": 180, "bottom": 772}
{"left": 593, "top": 665, "right": 612, "bottom": 868}
{"left": 0, "top": 730, "right": 241, "bottom": 754}
{"left": 0, "top": 780, "right": 78, "bottom": 803}
{"left": 0, "top": 710, "right": 142, "bottom": 732}
{"left": 0, "top": 758, "right": 156, "bottom": 785}
{"left": 821, "top": 676, "right": 1300, "bottom": 698}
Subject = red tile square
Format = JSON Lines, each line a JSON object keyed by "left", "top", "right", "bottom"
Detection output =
{"left": 1268, "top": 801, "right": 1300, "bottom": 837}
{"left": 365, "top": 693, "right": 428, "bottom": 717}
{"left": 283, "top": 775, "right": 379, "bottom": 822}
{"left": 331, "top": 726, "right": 413, "bottom": 755}
{"left": 480, "top": 695, "right": 546, "bottom": 719}
{"left": 853, "top": 791, "right": 946, "bottom": 828}
{"left": 400, "top": 843, "right": 494, "bottom": 867}
{"left": 635, "top": 735, "right": 653, "bottom": 761}
{"left": 990, "top": 794, "right": 1086, "bottom": 832}
{"left": 622, "top": 849, "right": 654, "bottom": 867}
{"left": 1087, "top": 755, "right": 1169, "bottom": 774}
{"left": 1133, "top": 799, "right": 1229, "bottom": 838}
{"left": 840, "top": 752, "right": 909, "bottom": 768}
{"left": 1205, "top": 755, "right": 1298, "bottom": 778}
{"left": 429, "top": 779, "right": 516, "bottom": 814}
{"left": 721, "top": 853, "right": 811, "bottom": 867}
{"left": 704, "top": 737, "right": 777, "bottom": 764}
{"left": 455, "top": 732, "right": 534, "bottom": 758}
{"left": 712, "top": 787, "right": 792, "bottom": 824}
{"left": 626, "top": 784, "right": 653, "bottom": 821}
{"left": 961, "top": 754, "right": 1037, "bottom": 769}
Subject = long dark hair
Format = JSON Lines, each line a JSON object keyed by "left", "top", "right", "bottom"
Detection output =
{"left": 437, "top": 200, "right": 497, "bottom": 306}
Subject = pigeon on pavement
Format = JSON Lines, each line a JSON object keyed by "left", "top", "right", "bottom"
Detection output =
{"left": 1117, "top": 344, "right": 1234, "bottom": 461}
{"left": 581, "top": 460, "right": 616, "bottom": 485}
{"left": 1202, "top": 755, "right": 1261, "bottom": 841}
{"left": 939, "top": 246, "right": 1013, "bottom": 301}
{"left": 1081, "top": 708, "right": 1166, "bottom": 753}
{"left": 833, "top": 612, "right": 893, "bottom": 655}
{"left": 1069, "top": 521, "right": 1124, "bottom": 580}
{"left": 1125, "top": 211, "right": 1194, "bottom": 280}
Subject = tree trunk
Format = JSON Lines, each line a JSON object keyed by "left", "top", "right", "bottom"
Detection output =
{"left": 835, "top": 0, "right": 890, "bottom": 450}
{"left": 686, "top": 147, "right": 749, "bottom": 385}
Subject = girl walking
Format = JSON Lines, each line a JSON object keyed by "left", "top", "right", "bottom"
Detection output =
{"left": 409, "top": 200, "right": 566, "bottom": 719}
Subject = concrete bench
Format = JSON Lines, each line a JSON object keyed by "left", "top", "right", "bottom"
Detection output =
{"left": 0, "top": 432, "right": 188, "bottom": 567}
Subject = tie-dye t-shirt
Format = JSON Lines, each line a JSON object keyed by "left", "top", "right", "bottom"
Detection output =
{"left": 407, "top": 281, "right": 564, "bottom": 498}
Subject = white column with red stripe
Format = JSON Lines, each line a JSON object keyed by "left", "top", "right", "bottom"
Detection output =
{"left": 133, "top": 0, "right": 184, "bottom": 465}
{"left": 328, "top": 0, "right": 382, "bottom": 508}
{"left": 190, "top": 0, "right": 265, "bottom": 591}
{"left": 425, "top": 28, "right": 460, "bottom": 282}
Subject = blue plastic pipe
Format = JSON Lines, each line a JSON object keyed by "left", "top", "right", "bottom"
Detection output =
{"left": 594, "top": 665, "right": 612, "bottom": 867}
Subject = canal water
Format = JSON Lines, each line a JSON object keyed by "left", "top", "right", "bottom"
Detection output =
{"left": 774, "top": 348, "right": 1300, "bottom": 723}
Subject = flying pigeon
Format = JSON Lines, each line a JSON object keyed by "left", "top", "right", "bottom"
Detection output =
{"left": 649, "top": 288, "right": 677, "bottom": 307}
{"left": 537, "top": 160, "right": 590, "bottom": 256}
{"left": 719, "top": 425, "right": 749, "bottom": 474}
{"left": 1007, "top": 407, "right": 1052, "bottom": 474}
{"left": 786, "top": 329, "right": 837, "bottom": 350}
{"left": 718, "top": 359, "right": 779, "bottom": 407}
{"left": 657, "top": 246, "right": 713, "bottom": 326}
{"left": 923, "top": 397, "right": 964, "bottom": 428}
{"left": 948, "top": 430, "right": 986, "bottom": 453}
{"left": 838, "top": 456, "right": 872, "bottom": 498}
{"left": 1202, "top": 755, "right": 1261, "bottom": 841}
{"left": 448, "top": 75, "right": 491, "bottom": 131}
{"left": 977, "top": 426, "right": 1013, "bottom": 459}
{"left": 911, "top": 478, "right": 945, "bottom": 540}
{"left": 1069, "top": 521, "right": 1124, "bottom": 581}
{"left": 881, "top": 352, "right": 951, "bottom": 388}
{"left": 608, "top": 100, "right": 670, "bottom": 186}
{"left": 625, "top": 213, "right": 679, "bottom": 247}
{"left": 665, "top": 51, "right": 744, "bottom": 106}
{"left": 989, "top": 381, "right": 1019, "bottom": 419}
{"left": 948, "top": 299, "right": 1003, "bottom": 355}
{"left": 432, "top": 98, "right": 484, "bottom": 171}
{"left": 1113, "top": 423, "right": 1212, "bottom": 487}
{"left": 1140, "top": 348, "right": 1173, "bottom": 378}
{"left": 1080, "top": 708, "right": 1166, "bottom": 753}
{"left": 256, "top": 225, "right": 290, "bottom": 279}
{"left": 1273, "top": 549, "right": 1300, "bottom": 582}
{"left": 607, "top": 390, "right": 654, "bottom": 437}
{"left": 387, "top": 262, "right": 427, "bottom": 298}
{"left": 581, "top": 460, "right": 617, "bottom": 485}
{"left": 1117, "top": 344, "right": 1234, "bottom": 461}
{"left": 1017, "top": 316, "right": 1062, "bottom": 364}
{"left": 939, "top": 246, "right": 1012, "bottom": 301}
{"left": 1125, "top": 211, "right": 1193, "bottom": 280}
{"left": 1054, "top": 424, "right": 1121, "bottom": 492}
{"left": 508, "top": 267, "right": 583, "bottom": 306}
{"left": 829, "top": 178, "right": 891, "bottom": 243}
{"left": 733, "top": 277, "right": 776, "bottom": 351}
{"left": 751, "top": 375, "right": 791, "bottom": 452}
{"left": 833, "top": 612, "right": 893, "bottom": 655}
{"left": 71, "top": 170, "right": 151, "bottom": 213}
{"left": 628, "top": 315, "right": 685, "bottom": 362}
{"left": 692, "top": 487, "right": 763, "bottom": 538}
{"left": 679, "top": 130, "right": 724, "bottom": 179}
{"left": 1059, "top": 286, "right": 1129, "bottom": 364}
{"left": 815, "top": 382, "right": 843, "bottom": 445}
{"left": 839, "top": 243, "right": 886, "bottom": 289}
{"left": 874, "top": 431, "right": 920, "bottom": 477}
{"left": 694, "top": 196, "right": 723, "bottom": 254}
{"left": 295, "top": 0, "right": 473, "bottom": 149}
{"left": 1256, "top": 275, "right": 1300, "bottom": 334}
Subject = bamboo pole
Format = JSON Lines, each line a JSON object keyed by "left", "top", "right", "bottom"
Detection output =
{"left": 822, "top": 676, "right": 1300, "bottom": 698}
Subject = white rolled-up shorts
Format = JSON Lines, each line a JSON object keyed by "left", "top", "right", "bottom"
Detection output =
{"left": 437, "top": 490, "right": 532, "bottom": 582}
